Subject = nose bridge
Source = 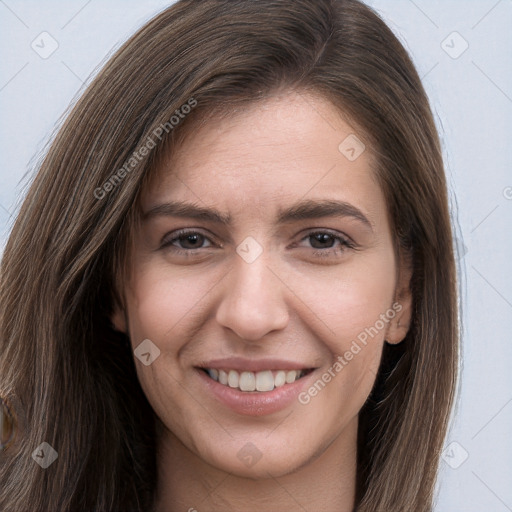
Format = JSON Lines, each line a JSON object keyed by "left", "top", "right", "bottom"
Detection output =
{"left": 215, "top": 244, "right": 289, "bottom": 341}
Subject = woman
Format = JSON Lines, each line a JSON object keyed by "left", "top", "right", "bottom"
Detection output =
{"left": 0, "top": 0, "right": 458, "bottom": 510}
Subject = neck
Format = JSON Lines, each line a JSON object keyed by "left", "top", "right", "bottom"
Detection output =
{"left": 153, "top": 417, "right": 358, "bottom": 512}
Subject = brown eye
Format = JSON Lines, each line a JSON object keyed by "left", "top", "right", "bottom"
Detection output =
{"left": 175, "top": 233, "right": 207, "bottom": 249}
{"left": 309, "top": 232, "right": 337, "bottom": 249}
{"left": 297, "top": 230, "right": 356, "bottom": 259}
{"left": 161, "top": 230, "right": 214, "bottom": 252}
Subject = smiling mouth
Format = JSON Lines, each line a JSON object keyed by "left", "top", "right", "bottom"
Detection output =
{"left": 199, "top": 367, "right": 315, "bottom": 392}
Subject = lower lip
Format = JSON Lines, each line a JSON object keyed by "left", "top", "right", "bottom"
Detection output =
{"left": 196, "top": 369, "right": 315, "bottom": 416}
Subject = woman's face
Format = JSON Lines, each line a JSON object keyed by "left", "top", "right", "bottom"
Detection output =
{"left": 113, "top": 91, "right": 411, "bottom": 478}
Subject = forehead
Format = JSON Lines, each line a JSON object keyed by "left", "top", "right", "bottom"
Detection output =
{"left": 141, "top": 91, "right": 385, "bottom": 226}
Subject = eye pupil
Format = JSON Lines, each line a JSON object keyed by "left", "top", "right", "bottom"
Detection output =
{"left": 181, "top": 233, "right": 203, "bottom": 248}
{"left": 310, "top": 233, "right": 334, "bottom": 249}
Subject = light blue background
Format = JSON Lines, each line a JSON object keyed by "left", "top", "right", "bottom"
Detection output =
{"left": 1, "top": 1, "right": 511, "bottom": 510}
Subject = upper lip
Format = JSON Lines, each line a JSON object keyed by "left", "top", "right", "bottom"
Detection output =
{"left": 198, "top": 357, "right": 315, "bottom": 373}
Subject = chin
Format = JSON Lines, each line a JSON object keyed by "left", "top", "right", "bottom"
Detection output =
{"left": 196, "top": 431, "right": 324, "bottom": 480}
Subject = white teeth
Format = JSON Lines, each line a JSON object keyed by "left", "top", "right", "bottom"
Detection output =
{"left": 218, "top": 370, "right": 228, "bottom": 385}
{"left": 204, "top": 368, "right": 306, "bottom": 392}
{"left": 274, "top": 370, "right": 286, "bottom": 387}
{"left": 228, "top": 370, "right": 239, "bottom": 388}
{"left": 255, "top": 370, "right": 274, "bottom": 392}
{"left": 285, "top": 370, "right": 297, "bottom": 383}
{"left": 239, "top": 371, "right": 256, "bottom": 391}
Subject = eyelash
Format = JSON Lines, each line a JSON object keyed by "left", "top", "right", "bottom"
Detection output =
{"left": 160, "top": 228, "right": 356, "bottom": 259}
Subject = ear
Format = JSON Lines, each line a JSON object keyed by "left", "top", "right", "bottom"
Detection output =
{"left": 385, "top": 250, "right": 413, "bottom": 345}
{"left": 110, "top": 302, "right": 128, "bottom": 334}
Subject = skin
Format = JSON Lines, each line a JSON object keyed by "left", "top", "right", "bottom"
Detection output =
{"left": 112, "top": 90, "right": 412, "bottom": 512}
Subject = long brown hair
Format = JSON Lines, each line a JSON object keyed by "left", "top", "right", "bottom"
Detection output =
{"left": 0, "top": 0, "right": 458, "bottom": 510}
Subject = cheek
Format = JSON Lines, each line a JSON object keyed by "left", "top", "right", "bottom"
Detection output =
{"left": 123, "top": 266, "right": 216, "bottom": 428}
{"left": 293, "top": 249, "right": 396, "bottom": 402}
{"left": 297, "top": 250, "right": 397, "bottom": 350}
{"left": 125, "top": 263, "right": 219, "bottom": 345}
{"left": 124, "top": 264, "right": 224, "bottom": 413}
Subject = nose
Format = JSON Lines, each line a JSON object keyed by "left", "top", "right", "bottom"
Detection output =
{"left": 215, "top": 250, "right": 289, "bottom": 342}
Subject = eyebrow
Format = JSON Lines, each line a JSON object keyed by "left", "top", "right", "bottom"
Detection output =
{"left": 142, "top": 199, "right": 373, "bottom": 230}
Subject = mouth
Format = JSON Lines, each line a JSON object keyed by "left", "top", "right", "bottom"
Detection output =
{"left": 198, "top": 367, "right": 315, "bottom": 392}
{"left": 195, "top": 357, "right": 320, "bottom": 416}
